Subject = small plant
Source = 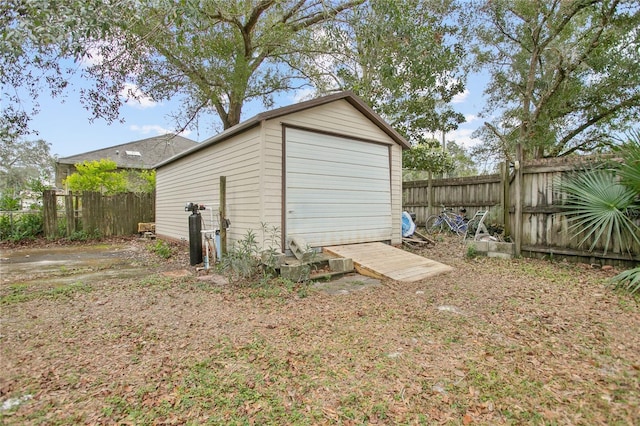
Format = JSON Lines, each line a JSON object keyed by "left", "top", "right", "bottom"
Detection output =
{"left": 220, "top": 229, "right": 261, "bottom": 283}
{"left": 259, "top": 222, "right": 283, "bottom": 277}
{"left": 68, "top": 230, "right": 90, "bottom": 241}
{"left": 220, "top": 224, "right": 287, "bottom": 284}
{"left": 150, "top": 240, "right": 172, "bottom": 259}
{"left": 465, "top": 243, "right": 478, "bottom": 259}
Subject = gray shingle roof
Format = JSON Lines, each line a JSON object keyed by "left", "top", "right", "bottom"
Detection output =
{"left": 57, "top": 134, "right": 199, "bottom": 169}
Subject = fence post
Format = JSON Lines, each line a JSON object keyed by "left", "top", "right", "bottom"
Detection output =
{"left": 514, "top": 144, "right": 523, "bottom": 256}
{"left": 43, "top": 189, "right": 57, "bottom": 239}
{"left": 427, "top": 170, "right": 433, "bottom": 217}
{"left": 65, "top": 192, "right": 76, "bottom": 236}
{"left": 501, "top": 161, "right": 510, "bottom": 237}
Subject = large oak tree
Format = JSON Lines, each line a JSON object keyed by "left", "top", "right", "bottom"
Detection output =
{"left": 83, "top": 0, "right": 365, "bottom": 132}
{"left": 473, "top": 0, "right": 640, "bottom": 160}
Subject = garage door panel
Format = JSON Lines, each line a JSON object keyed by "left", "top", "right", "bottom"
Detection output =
{"left": 287, "top": 176, "right": 388, "bottom": 191}
{"left": 288, "top": 145, "right": 388, "bottom": 168}
{"left": 292, "top": 228, "right": 393, "bottom": 247}
{"left": 287, "top": 161, "right": 388, "bottom": 179}
{"left": 287, "top": 203, "right": 390, "bottom": 217}
{"left": 287, "top": 217, "right": 391, "bottom": 233}
{"left": 286, "top": 129, "right": 383, "bottom": 154}
{"left": 287, "top": 188, "right": 390, "bottom": 204}
{"left": 286, "top": 128, "right": 392, "bottom": 248}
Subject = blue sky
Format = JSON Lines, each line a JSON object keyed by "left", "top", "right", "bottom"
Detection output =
{"left": 26, "top": 72, "right": 490, "bottom": 159}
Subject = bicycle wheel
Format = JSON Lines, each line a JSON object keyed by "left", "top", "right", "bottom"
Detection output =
{"left": 425, "top": 215, "right": 445, "bottom": 235}
{"left": 464, "top": 218, "right": 480, "bottom": 241}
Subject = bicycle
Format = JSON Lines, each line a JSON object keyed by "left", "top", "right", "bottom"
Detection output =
{"left": 424, "top": 206, "right": 468, "bottom": 236}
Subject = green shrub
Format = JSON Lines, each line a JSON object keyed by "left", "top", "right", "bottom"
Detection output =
{"left": 220, "top": 229, "right": 261, "bottom": 283}
{"left": 0, "top": 194, "right": 20, "bottom": 211}
{"left": 150, "top": 240, "right": 172, "bottom": 259}
{"left": 68, "top": 230, "right": 90, "bottom": 241}
{"left": 0, "top": 210, "right": 43, "bottom": 241}
{"left": 0, "top": 214, "right": 12, "bottom": 240}
{"left": 465, "top": 243, "right": 478, "bottom": 259}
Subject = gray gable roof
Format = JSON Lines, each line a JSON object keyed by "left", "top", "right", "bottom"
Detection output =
{"left": 57, "top": 134, "right": 199, "bottom": 169}
{"left": 156, "top": 91, "right": 410, "bottom": 168}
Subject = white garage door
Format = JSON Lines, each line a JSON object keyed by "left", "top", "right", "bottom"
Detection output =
{"left": 285, "top": 128, "right": 392, "bottom": 248}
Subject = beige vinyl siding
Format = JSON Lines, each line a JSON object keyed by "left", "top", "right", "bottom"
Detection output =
{"left": 269, "top": 99, "right": 393, "bottom": 144}
{"left": 261, "top": 99, "right": 403, "bottom": 247}
{"left": 156, "top": 127, "right": 262, "bottom": 244}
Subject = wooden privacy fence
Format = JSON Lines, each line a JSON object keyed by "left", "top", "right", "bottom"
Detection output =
{"left": 403, "top": 156, "right": 640, "bottom": 265}
{"left": 403, "top": 173, "right": 504, "bottom": 224}
{"left": 43, "top": 190, "right": 155, "bottom": 238}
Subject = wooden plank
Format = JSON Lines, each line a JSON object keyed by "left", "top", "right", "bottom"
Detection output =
{"left": 403, "top": 237, "right": 431, "bottom": 245}
{"left": 413, "top": 230, "right": 434, "bottom": 244}
{"left": 324, "top": 242, "right": 452, "bottom": 282}
{"left": 42, "top": 190, "right": 57, "bottom": 239}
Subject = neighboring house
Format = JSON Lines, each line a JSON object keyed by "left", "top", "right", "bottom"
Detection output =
{"left": 155, "top": 91, "right": 410, "bottom": 253}
{"left": 55, "top": 134, "right": 199, "bottom": 189}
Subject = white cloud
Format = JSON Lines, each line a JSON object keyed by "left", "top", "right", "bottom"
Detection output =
{"left": 464, "top": 113, "right": 480, "bottom": 123}
{"left": 451, "top": 89, "right": 470, "bottom": 104}
{"left": 120, "top": 83, "right": 159, "bottom": 109}
{"left": 448, "top": 127, "right": 480, "bottom": 148}
{"left": 129, "top": 124, "right": 192, "bottom": 138}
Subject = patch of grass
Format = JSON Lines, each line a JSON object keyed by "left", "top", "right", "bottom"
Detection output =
{"left": 510, "top": 258, "right": 582, "bottom": 285}
{"left": 4, "top": 233, "right": 639, "bottom": 425}
{"left": 7, "top": 401, "right": 63, "bottom": 425}
{"left": 1, "top": 281, "right": 92, "bottom": 305}
{"left": 46, "top": 281, "right": 92, "bottom": 299}
{"left": 242, "top": 276, "right": 311, "bottom": 300}
{"left": 1, "top": 283, "right": 29, "bottom": 304}
{"left": 137, "top": 275, "right": 173, "bottom": 289}
{"left": 98, "top": 335, "right": 322, "bottom": 424}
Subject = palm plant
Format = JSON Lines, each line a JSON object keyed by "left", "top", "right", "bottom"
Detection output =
{"left": 557, "top": 132, "right": 640, "bottom": 295}
{"left": 557, "top": 169, "right": 639, "bottom": 254}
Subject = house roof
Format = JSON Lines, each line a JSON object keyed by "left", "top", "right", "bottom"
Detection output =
{"left": 57, "top": 134, "right": 199, "bottom": 169}
{"left": 155, "top": 91, "right": 410, "bottom": 168}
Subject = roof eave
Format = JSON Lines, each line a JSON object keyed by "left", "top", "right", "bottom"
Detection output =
{"left": 155, "top": 91, "right": 411, "bottom": 169}
{"left": 154, "top": 119, "right": 262, "bottom": 168}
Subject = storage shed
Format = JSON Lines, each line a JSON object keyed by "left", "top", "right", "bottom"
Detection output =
{"left": 154, "top": 91, "right": 410, "bottom": 253}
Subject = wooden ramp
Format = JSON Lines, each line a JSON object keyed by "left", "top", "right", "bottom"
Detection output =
{"left": 324, "top": 242, "right": 453, "bottom": 282}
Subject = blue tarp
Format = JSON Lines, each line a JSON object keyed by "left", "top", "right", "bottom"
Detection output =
{"left": 402, "top": 211, "right": 416, "bottom": 237}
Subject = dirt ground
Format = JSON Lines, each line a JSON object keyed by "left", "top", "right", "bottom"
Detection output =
{"left": 1, "top": 235, "right": 639, "bottom": 425}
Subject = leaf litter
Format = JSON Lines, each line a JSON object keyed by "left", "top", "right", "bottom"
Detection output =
{"left": 0, "top": 235, "right": 639, "bottom": 425}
